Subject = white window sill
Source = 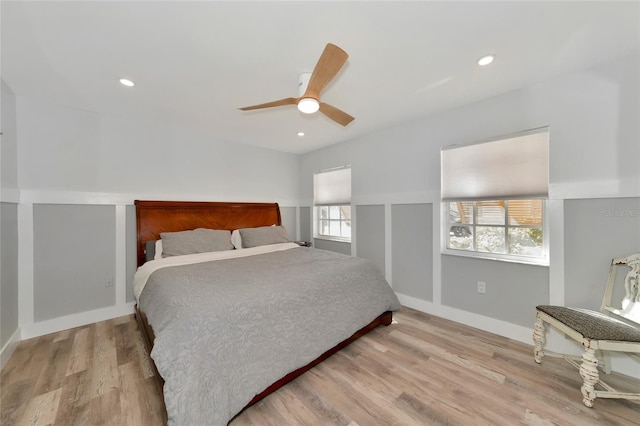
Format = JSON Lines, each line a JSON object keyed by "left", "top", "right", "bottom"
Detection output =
{"left": 314, "top": 236, "right": 352, "bottom": 244}
{"left": 442, "top": 248, "right": 549, "bottom": 267}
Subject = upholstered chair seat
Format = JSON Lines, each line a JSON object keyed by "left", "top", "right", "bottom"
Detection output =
{"left": 536, "top": 305, "right": 640, "bottom": 343}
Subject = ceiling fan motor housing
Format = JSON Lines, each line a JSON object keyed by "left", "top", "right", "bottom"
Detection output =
{"left": 298, "top": 72, "right": 312, "bottom": 96}
{"left": 297, "top": 72, "right": 319, "bottom": 113}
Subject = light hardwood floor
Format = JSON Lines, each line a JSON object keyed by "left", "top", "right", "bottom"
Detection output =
{"left": 2, "top": 307, "right": 639, "bottom": 425}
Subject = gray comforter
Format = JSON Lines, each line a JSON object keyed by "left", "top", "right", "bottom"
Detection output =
{"left": 139, "top": 246, "right": 401, "bottom": 425}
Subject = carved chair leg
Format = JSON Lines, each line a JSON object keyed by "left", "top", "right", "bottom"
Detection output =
{"left": 579, "top": 346, "right": 600, "bottom": 407}
{"left": 533, "top": 315, "right": 547, "bottom": 364}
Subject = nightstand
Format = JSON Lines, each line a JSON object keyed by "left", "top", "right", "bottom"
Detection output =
{"left": 293, "top": 241, "right": 312, "bottom": 247}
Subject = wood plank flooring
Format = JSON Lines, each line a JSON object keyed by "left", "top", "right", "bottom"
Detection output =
{"left": 2, "top": 307, "right": 639, "bottom": 425}
{"left": 1, "top": 315, "right": 165, "bottom": 426}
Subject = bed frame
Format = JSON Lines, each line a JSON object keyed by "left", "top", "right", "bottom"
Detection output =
{"left": 133, "top": 200, "right": 393, "bottom": 421}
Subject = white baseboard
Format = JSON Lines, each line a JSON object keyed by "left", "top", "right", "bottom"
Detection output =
{"left": 1, "top": 327, "right": 22, "bottom": 369}
{"left": 396, "top": 293, "right": 534, "bottom": 345}
{"left": 20, "top": 302, "right": 136, "bottom": 340}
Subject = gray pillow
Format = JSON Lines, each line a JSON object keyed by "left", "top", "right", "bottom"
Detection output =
{"left": 239, "top": 226, "right": 289, "bottom": 248}
{"left": 160, "top": 228, "right": 233, "bottom": 257}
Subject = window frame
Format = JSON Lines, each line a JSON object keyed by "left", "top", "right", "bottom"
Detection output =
{"left": 441, "top": 199, "right": 549, "bottom": 266}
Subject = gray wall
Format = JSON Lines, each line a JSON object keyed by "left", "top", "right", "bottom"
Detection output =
{"left": 17, "top": 96, "right": 300, "bottom": 198}
{"left": 441, "top": 255, "right": 549, "bottom": 327}
{"left": 1, "top": 80, "right": 19, "bottom": 350}
{"left": 392, "top": 204, "right": 433, "bottom": 300}
{"left": 300, "top": 206, "right": 311, "bottom": 243}
{"left": 280, "top": 206, "right": 296, "bottom": 241}
{"left": 314, "top": 238, "right": 351, "bottom": 255}
{"left": 564, "top": 197, "right": 640, "bottom": 310}
{"left": 126, "top": 205, "right": 137, "bottom": 303}
{"left": 1, "top": 203, "right": 19, "bottom": 347}
{"left": 356, "top": 205, "right": 385, "bottom": 274}
{"left": 300, "top": 53, "right": 639, "bottom": 201}
{"left": 34, "top": 204, "right": 116, "bottom": 321}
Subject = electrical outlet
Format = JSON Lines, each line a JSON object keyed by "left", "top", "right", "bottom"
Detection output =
{"left": 477, "top": 281, "right": 486, "bottom": 294}
{"left": 106, "top": 278, "right": 114, "bottom": 288}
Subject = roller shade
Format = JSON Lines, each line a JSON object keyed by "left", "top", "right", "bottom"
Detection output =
{"left": 441, "top": 128, "right": 549, "bottom": 201}
{"left": 314, "top": 167, "right": 351, "bottom": 206}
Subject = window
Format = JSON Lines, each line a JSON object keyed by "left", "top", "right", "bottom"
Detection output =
{"left": 314, "top": 166, "right": 351, "bottom": 242}
{"left": 317, "top": 205, "right": 352, "bottom": 240}
{"left": 446, "top": 199, "right": 545, "bottom": 259}
{"left": 441, "top": 128, "right": 549, "bottom": 264}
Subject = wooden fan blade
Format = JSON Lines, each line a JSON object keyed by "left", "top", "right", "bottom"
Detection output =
{"left": 238, "top": 97, "right": 298, "bottom": 111}
{"left": 319, "top": 102, "right": 354, "bottom": 126}
{"left": 304, "top": 43, "right": 348, "bottom": 99}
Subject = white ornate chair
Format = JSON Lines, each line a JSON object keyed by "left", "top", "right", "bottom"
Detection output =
{"left": 533, "top": 253, "right": 640, "bottom": 407}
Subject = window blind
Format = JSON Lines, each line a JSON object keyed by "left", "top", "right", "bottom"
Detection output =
{"left": 313, "top": 167, "right": 351, "bottom": 206}
{"left": 441, "top": 127, "right": 549, "bottom": 201}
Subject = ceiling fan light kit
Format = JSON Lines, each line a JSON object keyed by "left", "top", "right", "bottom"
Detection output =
{"left": 296, "top": 72, "right": 319, "bottom": 114}
{"left": 298, "top": 98, "right": 319, "bottom": 114}
{"left": 239, "top": 43, "right": 355, "bottom": 126}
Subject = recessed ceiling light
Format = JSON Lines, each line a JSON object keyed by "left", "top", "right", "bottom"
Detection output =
{"left": 297, "top": 132, "right": 305, "bottom": 137}
{"left": 119, "top": 78, "right": 135, "bottom": 87}
{"left": 477, "top": 55, "right": 495, "bottom": 67}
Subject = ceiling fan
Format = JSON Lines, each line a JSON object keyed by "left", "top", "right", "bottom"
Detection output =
{"left": 239, "top": 43, "right": 354, "bottom": 126}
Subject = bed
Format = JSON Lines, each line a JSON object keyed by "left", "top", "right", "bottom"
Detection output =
{"left": 133, "top": 200, "right": 401, "bottom": 425}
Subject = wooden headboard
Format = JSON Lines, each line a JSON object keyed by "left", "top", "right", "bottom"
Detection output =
{"left": 135, "top": 200, "right": 282, "bottom": 267}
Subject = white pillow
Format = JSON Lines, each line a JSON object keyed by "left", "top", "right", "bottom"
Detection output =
{"left": 154, "top": 240, "right": 163, "bottom": 260}
{"left": 231, "top": 229, "right": 243, "bottom": 249}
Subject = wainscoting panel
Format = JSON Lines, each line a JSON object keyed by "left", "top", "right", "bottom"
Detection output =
{"left": 391, "top": 203, "right": 433, "bottom": 301}
{"left": 441, "top": 255, "right": 549, "bottom": 328}
{"left": 356, "top": 205, "right": 385, "bottom": 275}
{"left": 1, "top": 202, "right": 19, "bottom": 350}
{"left": 300, "top": 206, "right": 311, "bottom": 243}
{"left": 314, "top": 239, "right": 351, "bottom": 255}
{"left": 33, "top": 204, "right": 116, "bottom": 321}
{"left": 280, "top": 206, "right": 297, "bottom": 241}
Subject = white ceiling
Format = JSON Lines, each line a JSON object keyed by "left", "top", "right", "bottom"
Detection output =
{"left": 2, "top": 1, "right": 639, "bottom": 154}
